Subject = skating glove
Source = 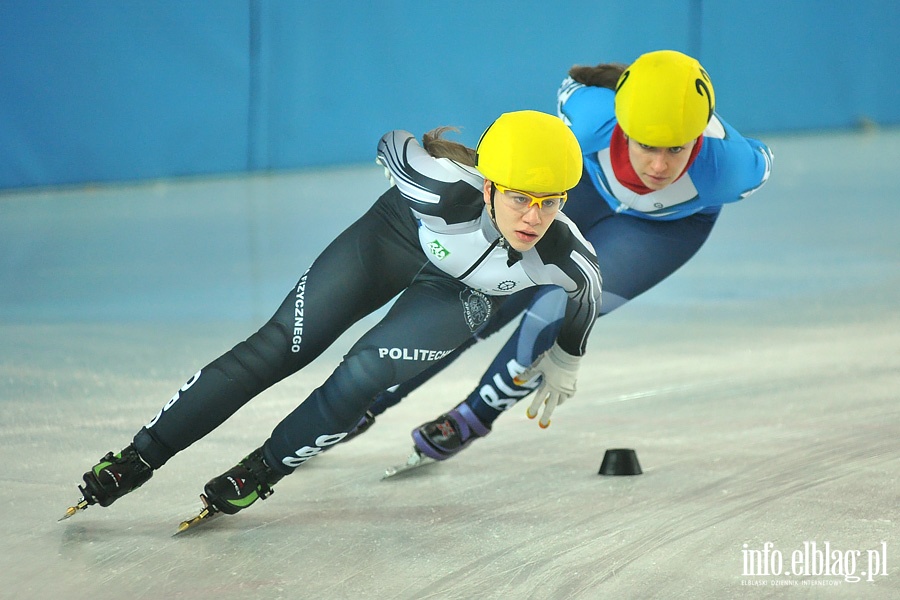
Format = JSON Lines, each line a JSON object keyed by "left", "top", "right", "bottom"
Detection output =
{"left": 514, "top": 342, "right": 581, "bottom": 428}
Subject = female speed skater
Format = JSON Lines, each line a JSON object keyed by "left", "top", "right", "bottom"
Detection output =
{"left": 61, "top": 109, "right": 602, "bottom": 529}
{"left": 351, "top": 50, "right": 774, "bottom": 463}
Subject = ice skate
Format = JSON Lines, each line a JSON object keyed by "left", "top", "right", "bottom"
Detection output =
{"left": 383, "top": 403, "right": 491, "bottom": 479}
{"left": 175, "top": 447, "right": 283, "bottom": 533}
{"left": 60, "top": 444, "right": 153, "bottom": 521}
{"left": 411, "top": 402, "right": 491, "bottom": 461}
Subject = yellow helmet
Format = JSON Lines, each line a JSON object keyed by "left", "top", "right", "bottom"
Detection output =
{"left": 615, "top": 50, "right": 715, "bottom": 147}
{"left": 476, "top": 110, "right": 582, "bottom": 193}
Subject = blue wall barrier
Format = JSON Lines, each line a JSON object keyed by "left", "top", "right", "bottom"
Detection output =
{"left": 1, "top": 0, "right": 898, "bottom": 189}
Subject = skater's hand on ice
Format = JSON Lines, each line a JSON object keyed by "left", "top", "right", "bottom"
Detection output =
{"left": 514, "top": 342, "right": 581, "bottom": 428}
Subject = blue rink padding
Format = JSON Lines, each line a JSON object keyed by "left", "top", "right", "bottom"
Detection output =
{"left": 2, "top": 1, "right": 899, "bottom": 189}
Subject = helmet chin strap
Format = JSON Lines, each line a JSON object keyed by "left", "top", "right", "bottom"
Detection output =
{"left": 488, "top": 183, "right": 523, "bottom": 267}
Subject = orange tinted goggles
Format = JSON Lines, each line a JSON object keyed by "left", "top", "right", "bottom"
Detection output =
{"left": 494, "top": 183, "right": 567, "bottom": 214}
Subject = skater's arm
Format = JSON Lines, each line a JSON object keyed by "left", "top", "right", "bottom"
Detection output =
{"left": 376, "top": 130, "right": 483, "bottom": 221}
{"left": 529, "top": 213, "right": 601, "bottom": 357}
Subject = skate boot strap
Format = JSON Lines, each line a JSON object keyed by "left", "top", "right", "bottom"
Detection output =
{"left": 453, "top": 403, "right": 492, "bottom": 438}
{"left": 243, "top": 454, "right": 283, "bottom": 500}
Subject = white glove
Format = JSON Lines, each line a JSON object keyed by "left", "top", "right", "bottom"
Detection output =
{"left": 513, "top": 342, "right": 581, "bottom": 428}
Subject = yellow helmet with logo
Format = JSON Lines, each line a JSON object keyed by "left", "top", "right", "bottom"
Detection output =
{"left": 476, "top": 110, "right": 582, "bottom": 193}
{"left": 615, "top": 50, "right": 715, "bottom": 147}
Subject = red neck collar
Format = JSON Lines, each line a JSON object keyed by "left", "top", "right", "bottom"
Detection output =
{"left": 609, "top": 124, "right": 703, "bottom": 194}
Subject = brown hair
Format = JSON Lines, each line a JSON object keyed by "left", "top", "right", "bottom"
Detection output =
{"left": 422, "top": 126, "right": 477, "bottom": 167}
{"left": 567, "top": 62, "right": 628, "bottom": 90}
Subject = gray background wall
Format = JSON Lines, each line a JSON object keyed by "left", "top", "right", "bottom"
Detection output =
{"left": 2, "top": 0, "right": 898, "bottom": 189}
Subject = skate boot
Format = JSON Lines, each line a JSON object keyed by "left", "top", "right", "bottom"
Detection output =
{"left": 202, "top": 447, "right": 285, "bottom": 515}
{"left": 61, "top": 444, "right": 154, "bottom": 519}
{"left": 81, "top": 444, "right": 154, "bottom": 507}
{"left": 341, "top": 410, "right": 376, "bottom": 444}
{"left": 412, "top": 402, "right": 491, "bottom": 461}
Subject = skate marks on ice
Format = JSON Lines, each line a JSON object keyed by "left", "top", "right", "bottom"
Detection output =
{"left": 385, "top": 431, "right": 897, "bottom": 599}
{"left": 377, "top": 322, "right": 900, "bottom": 598}
{"left": 38, "top": 315, "right": 900, "bottom": 597}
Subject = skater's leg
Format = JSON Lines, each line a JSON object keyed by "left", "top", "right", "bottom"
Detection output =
{"left": 464, "top": 286, "right": 568, "bottom": 422}
{"left": 68, "top": 192, "right": 423, "bottom": 511}
{"left": 411, "top": 200, "right": 719, "bottom": 460}
{"left": 366, "top": 288, "right": 537, "bottom": 416}
{"left": 410, "top": 286, "right": 566, "bottom": 459}
{"left": 133, "top": 197, "right": 421, "bottom": 469}
{"left": 202, "top": 273, "right": 499, "bottom": 513}
{"left": 343, "top": 287, "right": 538, "bottom": 445}
{"left": 584, "top": 211, "right": 719, "bottom": 315}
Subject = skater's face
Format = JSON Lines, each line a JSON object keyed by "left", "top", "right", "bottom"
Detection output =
{"left": 484, "top": 180, "right": 564, "bottom": 252}
{"left": 627, "top": 137, "right": 696, "bottom": 191}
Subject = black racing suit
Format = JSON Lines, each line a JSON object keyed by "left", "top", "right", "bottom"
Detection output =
{"left": 133, "top": 130, "right": 601, "bottom": 475}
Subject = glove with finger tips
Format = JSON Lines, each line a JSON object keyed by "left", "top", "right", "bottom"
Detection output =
{"left": 513, "top": 342, "right": 581, "bottom": 428}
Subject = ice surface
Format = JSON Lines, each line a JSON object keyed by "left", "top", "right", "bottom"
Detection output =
{"left": 1, "top": 131, "right": 897, "bottom": 599}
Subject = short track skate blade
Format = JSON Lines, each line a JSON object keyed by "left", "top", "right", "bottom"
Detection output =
{"left": 382, "top": 450, "right": 437, "bottom": 480}
{"left": 174, "top": 494, "right": 221, "bottom": 535}
{"left": 58, "top": 498, "right": 91, "bottom": 521}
